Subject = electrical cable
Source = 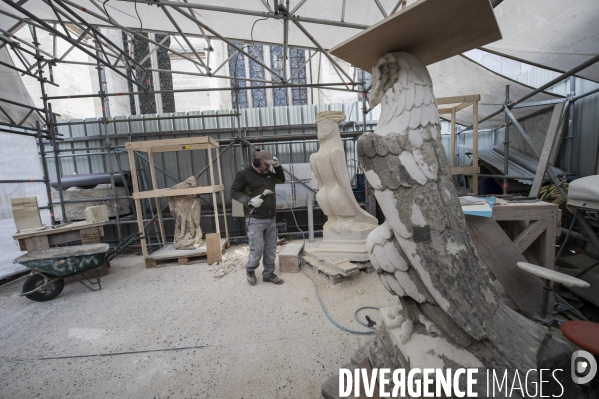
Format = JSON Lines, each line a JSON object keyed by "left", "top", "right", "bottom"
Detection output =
{"left": 133, "top": 0, "right": 143, "bottom": 32}
{"left": 276, "top": 193, "right": 378, "bottom": 335}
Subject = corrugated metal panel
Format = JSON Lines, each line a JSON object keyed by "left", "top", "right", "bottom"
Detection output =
{"left": 441, "top": 129, "right": 498, "bottom": 166}
{"left": 518, "top": 69, "right": 599, "bottom": 177}
{"left": 49, "top": 101, "right": 372, "bottom": 235}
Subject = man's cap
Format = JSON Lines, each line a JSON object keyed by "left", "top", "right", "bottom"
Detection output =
{"left": 254, "top": 150, "right": 275, "bottom": 165}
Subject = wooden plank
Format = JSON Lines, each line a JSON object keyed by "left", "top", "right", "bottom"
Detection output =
{"left": 125, "top": 136, "right": 212, "bottom": 150}
{"left": 436, "top": 94, "right": 481, "bottom": 105}
{"left": 208, "top": 147, "right": 220, "bottom": 237}
{"left": 492, "top": 202, "right": 559, "bottom": 221}
{"left": 148, "top": 150, "right": 167, "bottom": 247}
{"left": 206, "top": 233, "right": 223, "bottom": 265}
{"left": 149, "top": 143, "right": 212, "bottom": 153}
{"left": 128, "top": 149, "right": 149, "bottom": 258}
{"left": 147, "top": 239, "right": 227, "bottom": 261}
{"left": 529, "top": 102, "right": 566, "bottom": 198}
{"left": 215, "top": 146, "right": 230, "bottom": 246}
{"left": 472, "top": 100, "right": 479, "bottom": 195}
{"left": 132, "top": 185, "right": 225, "bottom": 199}
{"left": 329, "top": 0, "right": 501, "bottom": 70}
{"left": 513, "top": 220, "right": 547, "bottom": 253}
{"left": 450, "top": 107, "right": 456, "bottom": 167}
{"left": 466, "top": 215, "right": 546, "bottom": 319}
{"left": 47, "top": 230, "right": 80, "bottom": 246}
{"left": 539, "top": 209, "right": 558, "bottom": 270}
{"left": 451, "top": 166, "right": 480, "bottom": 175}
{"left": 80, "top": 227, "right": 103, "bottom": 244}
{"left": 24, "top": 236, "right": 50, "bottom": 252}
{"left": 438, "top": 101, "right": 473, "bottom": 114}
{"left": 13, "top": 220, "right": 105, "bottom": 239}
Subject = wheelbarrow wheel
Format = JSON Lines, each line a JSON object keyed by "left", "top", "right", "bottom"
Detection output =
{"left": 22, "top": 274, "right": 64, "bottom": 302}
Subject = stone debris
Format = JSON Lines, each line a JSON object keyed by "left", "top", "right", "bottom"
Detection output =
{"left": 210, "top": 244, "right": 285, "bottom": 280}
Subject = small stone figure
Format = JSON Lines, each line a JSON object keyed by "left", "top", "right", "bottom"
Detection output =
{"left": 167, "top": 175, "right": 203, "bottom": 250}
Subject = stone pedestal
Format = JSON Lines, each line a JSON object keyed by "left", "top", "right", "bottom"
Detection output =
{"left": 317, "top": 222, "right": 375, "bottom": 262}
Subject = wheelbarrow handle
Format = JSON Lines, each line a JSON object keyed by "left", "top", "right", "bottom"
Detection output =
{"left": 105, "top": 232, "right": 142, "bottom": 264}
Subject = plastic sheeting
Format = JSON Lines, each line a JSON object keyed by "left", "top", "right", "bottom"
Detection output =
{"left": 0, "top": 48, "right": 44, "bottom": 128}
{"left": 486, "top": 0, "right": 599, "bottom": 83}
{"left": 0, "top": 132, "right": 51, "bottom": 280}
{"left": 0, "top": 0, "right": 401, "bottom": 50}
{"left": 428, "top": 55, "right": 563, "bottom": 129}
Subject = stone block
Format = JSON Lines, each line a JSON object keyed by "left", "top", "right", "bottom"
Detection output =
{"left": 11, "top": 196, "right": 42, "bottom": 232}
{"left": 84, "top": 205, "right": 109, "bottom": 223}
{"left": 52, "top": 186, "right": 131, "bottom": 222}
{"left": 278, "top": 242, "right": 304, "bottom": 273}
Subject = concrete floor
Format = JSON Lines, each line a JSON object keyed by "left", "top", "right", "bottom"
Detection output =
{"left": 0, "top": 241, "right": 398, "bottom": 399}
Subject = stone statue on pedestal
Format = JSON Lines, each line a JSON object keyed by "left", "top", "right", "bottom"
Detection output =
{"left": 167, "top": 175, "right": 203, "bottom": 250}
{"left": 310, "top": 111, "right": 378, "bottom": 262}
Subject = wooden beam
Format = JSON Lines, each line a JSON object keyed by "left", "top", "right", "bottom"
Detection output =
{"left": 513, "top": 220, "right": 548, "bottom": 253}
{"left": 132, "top": 185, "right": 225, "bottom": 200}
{"left": 438, "top": 101, "right": 474, "bottom": 114}
{"left": 529, "top": 102, "right": 565, "bottom": 198}
{"left": 436, "top": 94, "right": 481, "bottom": 105}
{"left": 472, "top": 100, "right": 479, "bottom": 195}
{"left": 206, "top": 233, "right": 223, "bottom": 265}
{"left": 450, "top": 107, "right": 456, "bottom": 167}
{"left": 451, "top": 166, "right": 480, "bottom": 174}
{"left": 466, "top": 215, "right": 547, "bottom": 319}
{"left": 329, "top": 0, "right": 501, "bottom": 70}
{"left": 125, "top": 136, "right": 216, "bottom": 151}
{"left": 128, "top": 149, "right": 149, "bottom": 258}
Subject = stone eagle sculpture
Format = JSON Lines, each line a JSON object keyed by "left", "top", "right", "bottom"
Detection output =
{"left": 358, "top": 52, "right": 574, "bottom": 395}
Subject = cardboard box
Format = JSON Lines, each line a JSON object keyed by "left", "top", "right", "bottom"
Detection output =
{"left": 11, "top": 196, "right": 42, "bottom": 232}
{"left": 84, "top": 205, "right": 109, "bottom": 224}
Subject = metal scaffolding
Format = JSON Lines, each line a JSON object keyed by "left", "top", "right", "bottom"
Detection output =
{"left": 0, "top": 0, "right": 598, "bottom": 253}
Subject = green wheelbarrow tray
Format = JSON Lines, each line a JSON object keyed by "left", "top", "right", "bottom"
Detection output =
{"left": 14, "top": 243, "right": 111, "bottom": 277}
{"left": 14, "top": 232, "right": 141, "bottom": 301}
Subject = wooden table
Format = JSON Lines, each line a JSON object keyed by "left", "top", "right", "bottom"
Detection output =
{"left": 13, "top": 221, "right": 105, "bottom": 252}
{"left": 466, "top": 200, "right": 560, "bottom": 318}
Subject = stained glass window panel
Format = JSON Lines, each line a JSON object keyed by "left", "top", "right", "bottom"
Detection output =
{"left": 289, "top": 48, "right": 308, "bottom": 105}
{"left": 248, "top": 44, "right": 266, "bottom": 108}
{"left": 228, "top": 41, "right": 248, "bottom": 109}
{"left": 269, "top": 46, "right": 288, "bottom": 107}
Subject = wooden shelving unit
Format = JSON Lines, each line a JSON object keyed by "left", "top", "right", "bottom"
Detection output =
{"left": 437, "top": 94, "right": 481, "bottom": 194}
{"left": 125, "top": 137, "right": 229, "bottom": 267}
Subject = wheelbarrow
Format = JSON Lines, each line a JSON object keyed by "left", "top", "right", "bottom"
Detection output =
{"left": 14, "top": 232, "right": 141, "bottom": 302}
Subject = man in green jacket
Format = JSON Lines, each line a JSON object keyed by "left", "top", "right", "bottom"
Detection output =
{"left": 230, "top": 150, "right": 286, "bottom": 286}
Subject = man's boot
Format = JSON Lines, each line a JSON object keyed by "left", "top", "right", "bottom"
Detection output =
{"left": 247, "top": 271, "right": 257, "bottom": 286}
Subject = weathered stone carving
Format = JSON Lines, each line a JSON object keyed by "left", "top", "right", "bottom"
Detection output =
{"left": 359, "top": 52, "right": 575, "bottom": 396}
{"left": 311, "top": 111, "right": 378, "bottom": 261}
{"left": 167, "top": 175, "right": 203, "bottom": 250}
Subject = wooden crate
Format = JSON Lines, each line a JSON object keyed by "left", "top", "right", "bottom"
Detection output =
{"left": 125, "top": 137, "right": 229, "bottom": 268}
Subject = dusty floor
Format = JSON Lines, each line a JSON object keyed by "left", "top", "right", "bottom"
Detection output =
{"left": 0, "top": 239, "right": 398, "bottom": 399}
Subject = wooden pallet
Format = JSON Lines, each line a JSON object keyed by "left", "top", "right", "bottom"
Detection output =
{"left": 303, "top": 249, "right": 375, "bottom": 285}
{"left": 145, "top": 238, "right": 227, "bottom": 268}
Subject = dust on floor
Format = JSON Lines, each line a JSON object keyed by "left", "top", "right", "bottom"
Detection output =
{"left": 0, "top": 239, "right": 399, "bottom": 399}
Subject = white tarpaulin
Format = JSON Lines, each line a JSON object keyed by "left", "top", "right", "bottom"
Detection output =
{"left": 0, "top": 132, "right": 51, "bottom": 279}
{"left": 0, "top": 47, "right": 44, "bottom": 128}
{"left": 428, "top": 55, "right": 563, "bottom": 129}
{"left": 0, "top": 0, "right": 400, "bottom": 50}
{"left": 486, "top": 0, "right": 599, "bottom": 83}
